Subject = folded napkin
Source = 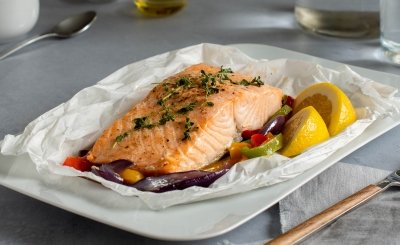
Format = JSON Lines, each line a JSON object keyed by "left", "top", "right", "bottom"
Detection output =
{"left": 279, "top": 162, "right": 400, "bottom": 244}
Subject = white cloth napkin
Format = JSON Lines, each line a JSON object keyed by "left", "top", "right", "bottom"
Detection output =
{"left": 279, "top": 162, "right": 400, "bottom": 244}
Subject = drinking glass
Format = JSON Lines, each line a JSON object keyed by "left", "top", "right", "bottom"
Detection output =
{"left": 294, "top": 0, "right": 379, "bottom": 38}
{"left": 380, "top": 0, "right": 400, "bottom": 64}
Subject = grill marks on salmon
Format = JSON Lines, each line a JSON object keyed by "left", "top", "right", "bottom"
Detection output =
{"left": 86, "top": 64, "right": 283, "bottom": 175}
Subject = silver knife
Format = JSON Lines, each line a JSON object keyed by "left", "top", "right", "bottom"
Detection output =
{"left": 266, "top": 169, "right": 400, "bottom": 245}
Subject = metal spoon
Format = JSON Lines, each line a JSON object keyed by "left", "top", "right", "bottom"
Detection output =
{"left": 0, "top": 11, "right": 97, "bottom": 60}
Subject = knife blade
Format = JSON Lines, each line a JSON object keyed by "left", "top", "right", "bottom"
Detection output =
{"left": 266, "top": 169, "right": 400, "bottom": 245}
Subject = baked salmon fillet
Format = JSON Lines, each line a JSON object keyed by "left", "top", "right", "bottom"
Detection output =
{"left": 86, "top": 64, "right": 283, "bottom": 175}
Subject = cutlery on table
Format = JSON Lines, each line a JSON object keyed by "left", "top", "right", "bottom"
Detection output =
{"left": 267, "top": 169, "right": 400, "bottom": 245}
{"left": 0, "top": 11, "right": 97, "bottom": 60}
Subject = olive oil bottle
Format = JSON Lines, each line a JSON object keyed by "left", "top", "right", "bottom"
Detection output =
{"left": 134, "top": 0, "right": 186, "bottom": 17}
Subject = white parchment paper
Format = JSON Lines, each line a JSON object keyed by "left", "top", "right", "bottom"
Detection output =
{"left": 1, "top": 43, "right": 400, "bottom": 210}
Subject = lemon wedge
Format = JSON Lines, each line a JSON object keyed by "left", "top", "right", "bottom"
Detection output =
{"left": 280, "top": 106, "right": 330, "bottom": 157}
{"left": 293, "top": 82, "right": 357, "bottom": 136}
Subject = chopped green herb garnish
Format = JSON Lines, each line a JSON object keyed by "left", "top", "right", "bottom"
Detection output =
{"left": 232, "top": 76, "right": 264, "bottom": 87}
{"left": 115, "top": 132, "right": 129, "bottom": 142}
{"left": 159, "top": 111, "right": 175, "bottom": 125}
{"left": 162, "top": 83, "right": 170, "bottom": 92}
{"left": 200, "top": 70, "right": 220, "bottom": 97}
{"left": 157, "top": 87, "right": 179, "bottom": 106}
{"left": 250, "top": 76, "right": 264, "bottom": 87}
{"left": 157, "top": 78, "right": 190, "bottom": 107}
{"left": 182, "top": 117, "right": 194, "bottom": 141}
{"left": 205, "top": 101, "right": 214, "bottom": 107}
{"left": 133, "top": 117, "right": 155, "bottom": 130}
{"left": 177, "top": 102, "right": 197, "bottom": 114}
{"left": 176, "top": 77, "right": 193, "bottom": 88}
{"left": 216, "top": 66, "right": 233, "bottom": 82}
{"left": 157, "top": 98, "right": 165, "bottom": 106}
{"left": 207, "top": 87, "right": 219, "bottom": 96}
{"left": 113, "top": 132, "right": 130, "bottom": 147}
{"left": 183, "top": 131, "right": 190, "bottom": 141}
{"left": 219, "top": 66, "right": 233, "bottom": 74}
{"left": 239, "top": 79, "right": 250, "bottom": 86}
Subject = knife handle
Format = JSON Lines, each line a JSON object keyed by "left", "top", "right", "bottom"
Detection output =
{"left": 266, "top": 184, "right": 383, "bottom": 245}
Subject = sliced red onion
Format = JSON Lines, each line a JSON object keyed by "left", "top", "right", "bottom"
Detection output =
{"left": 259, "top": 115, "right": 286, "bottom": 135}
{"left": 132, "top": 169, "right": 229, "bottom": 193}
{"left": 91, "top": 160, "right": 133, "bottom": 184}
{"left": 90, "top": 159, "right": 229, "bottom": 192}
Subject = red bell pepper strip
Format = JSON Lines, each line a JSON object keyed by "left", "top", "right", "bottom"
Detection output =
{"left": 241, "top": 129, "right": 261, "bottom": 140}
{"left": 241, "top": 133, "right": 283, "bottom": 159}
{"left": 63, "top": 156, "right": 93, "bottom": 172}
{"left": 250, "top": 133, "right": 267, "bottom": 147}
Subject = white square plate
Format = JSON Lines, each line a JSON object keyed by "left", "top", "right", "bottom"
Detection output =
{"left": 1, "top": 43, "right": 399, "bottom": 241}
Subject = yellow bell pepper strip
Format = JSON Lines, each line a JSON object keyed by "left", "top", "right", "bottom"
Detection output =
{"left": 120, "top": 168, "right": 144, "bottom": 185}
{"left": 240, "top": 133, "right": 283, "bottom": 159}
{"left": 229, "top": 142, "right": 251, "bottom": 164}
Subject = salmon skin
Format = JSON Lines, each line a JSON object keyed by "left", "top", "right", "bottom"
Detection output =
{"left": 87, "top": 64, "right": 283, "bottom": 175}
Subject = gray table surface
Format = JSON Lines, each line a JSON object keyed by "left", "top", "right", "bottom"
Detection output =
{"left": 0, "top": 0, "right": 399, "bottom": 244}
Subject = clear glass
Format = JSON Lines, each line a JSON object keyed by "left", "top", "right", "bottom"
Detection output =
{"left": 380, "top": 0, "right": 400, "bottom": 63}
{"left": 294, "top": 0, "right": 379, "bottom": 38}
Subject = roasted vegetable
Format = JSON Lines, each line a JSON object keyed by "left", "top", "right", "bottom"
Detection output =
{"left": 91, "top": 160, "right": 132, "bottom": 184}
{"left": 229, "top": 142, "right": 250, "bottom": 163}
{"left": 241, "top": 129, "right": 261, "bottom": 140}
{"left": 120, "top": 168, "right": 145, "bottom": 185}
{"left": 132, "top": 169, "right": 229, "bottom": 193}
{"left": 63, "top": 156, "right": 93, "bottom": 172}
{"left": 282, "top": 95, "right": 294, "bottom": 108}
{"left": 240, "top": 133, "right": 283, "bottom": 158}
{"left": 259, "top": 115, "right": 286, "bottom": 135}
{"left": 250, "top": 133, "right": 268, "bottom": 147}
{"left": 90, "top": 160, "right": 229, "bottom": 192}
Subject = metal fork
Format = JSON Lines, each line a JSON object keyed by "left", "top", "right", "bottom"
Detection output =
{"left": 266, "top": 170, "right": 400, "bottom": 245}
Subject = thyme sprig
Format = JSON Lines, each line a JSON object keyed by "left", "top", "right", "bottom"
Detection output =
{"left": 249, "top": 76, "right": 264, "bottom": 87}
{"left": 177, "top": 102, "right": 197, "bottom": 114}
{"left": 134, "top": 117, "right": 155, "bottom": 130}
{"left": 233, "top": 76, "right": 264, "bottom": 87}
{"left": 113, "top": 132, "right": 129, "bottom": 147}
{"left": 157, "top": 77, "right": 193, "bottom": 106}
{"left": 159, "top": 111, "right": 175, "bottom": 125}
{"left": 216, "top": 66, "right": 233, "bottom": 82}
{"left": 200, "top": 70, "right": 219, "bottom": 106}
{"left": 182, "top": 117, "right": 195, "bottom": 141}
{"left": 176, "top": 77, "right": 193, "bottom": 88}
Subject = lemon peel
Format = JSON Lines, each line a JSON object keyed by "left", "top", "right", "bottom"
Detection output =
{"left": 280, "top": 106, "right": 330, "bottom": 157}
{"left": 293, "top": 82, "right": 357, "bottom": 136}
